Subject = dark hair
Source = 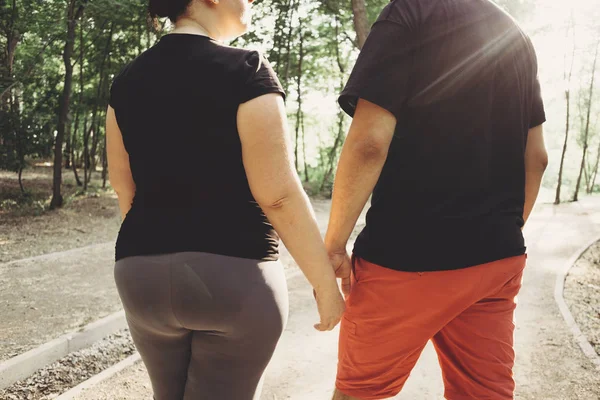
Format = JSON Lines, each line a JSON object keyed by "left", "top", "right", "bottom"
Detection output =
{"left": 148, "top": 0, "right": 193, "bottom": 23}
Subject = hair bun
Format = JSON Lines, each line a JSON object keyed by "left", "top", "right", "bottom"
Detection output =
{"left": 148, "top": 0, "right": 171, "bottom": 18}
{"left": 149, "top": 0, "right": 192, "bottom": 21}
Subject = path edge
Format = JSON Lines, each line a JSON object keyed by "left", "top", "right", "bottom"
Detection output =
{"left": 0, "top": 310, "right": 127, "bottom": 390}
{"left": 55, "top": 352, "right": 141, "bottom": 400}
{"left": 0, "top": 242, "right": 113, "bottom": 268}
{"left": 554, "top": 233, "right": 600, "bottom": 370}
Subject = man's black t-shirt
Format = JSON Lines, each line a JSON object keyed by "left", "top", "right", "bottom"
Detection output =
{"left": 339, "top": 0, "right": 546, "bottom": 272}
{"left": 109, "top": 34, "right": 285, "bottom": 262}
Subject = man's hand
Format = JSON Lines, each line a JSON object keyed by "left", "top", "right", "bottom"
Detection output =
{"left": 328, "top": 250, "right": 353, "bottom": 297}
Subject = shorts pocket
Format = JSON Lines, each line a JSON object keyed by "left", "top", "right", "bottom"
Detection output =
{"left": 351, "top": 254, "right": 362, "bottom": 284}
{"left": 341, "top": 315, "right": 357, "bottom": 336}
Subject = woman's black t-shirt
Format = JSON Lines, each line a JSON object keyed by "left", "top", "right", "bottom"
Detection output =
{"left": 109, "top": 34, "right": 285, "bottom": 262}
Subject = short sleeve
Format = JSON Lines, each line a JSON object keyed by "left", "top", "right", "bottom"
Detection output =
{"left": 240, "top": 51, "right": 286, "bottom": 104}
{"left": 108, "top": 78, "right": 119, "bottom": 109}
{"left": 527, "top": 38, "right": 545, "bottom": 128}
{"left": 530, "top": 75, "right": 546, "bottom": 128}
{"left": 108, "top": 69, "right": 125, "bottom": 110}
{"left": 339, "top": 20, "right": 414, "bottom": 120}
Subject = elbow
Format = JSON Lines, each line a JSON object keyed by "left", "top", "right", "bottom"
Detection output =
{"left": 526, "top": 151, "right": 548, "bottom": 173}
{"left": 259, "top": 195, "right": 293, "bottom": 210}
{"left": 535, "top": 150, "right": 549, "bottom": 171}
{"left": 348, "top": 139, "right": 389, "bottom": 164}
{"left": 253, "top": 183, "right": 304, "bottom": 212}
{"left": 540, "top": 153, "right": 549, "bottom": 170}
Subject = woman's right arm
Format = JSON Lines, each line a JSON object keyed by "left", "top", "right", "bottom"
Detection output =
{"left": 237, "top": 93, "right": 345, "bottom": 331}
{"left": 106, "top": 106, "right": 136, "bottom": 220}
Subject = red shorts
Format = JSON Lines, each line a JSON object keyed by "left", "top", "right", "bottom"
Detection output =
{"left": 336, "top": 255, "right": 526, "bottom": 400}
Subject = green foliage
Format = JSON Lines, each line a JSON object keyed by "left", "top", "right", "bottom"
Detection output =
{"left": 0, "top": 0, "right": 157, "bottom": 191}
{"left": 2, "top": 0, "right": 599, "bottom": 202}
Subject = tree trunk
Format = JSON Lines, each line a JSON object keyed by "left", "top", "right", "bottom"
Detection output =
{"left": 13, "top": 96, "right": 24, "bottom": 193}
{"left": 573, "top": 39, "right": 599, "bottom": 202}
{"left": 70, "top": 104, "right": 80, "bottom": 184}
{"left": 294, "top": 22, "right": 304, "bottom": 174}
{"left": 71, "top": 132, "right": 82, "bottom": 186}
{"left": 5, "top": 0, "right": 22, "bottom": 190}
{"left": 90, "top": 114, "right": 100, "bottom": 172}
{"left": 64, "top": 125, "right": 72, "bottom": 169}
{"left": 6, "top": 0, "right": 19, "bottom": 78}
{"left": 351, "top": 0, "right": 369, "bottom": 49}
{"left": 554, "top": 88, "right": 571, "bottom": 204}
{"left": 88, "top": 23, "right": 114, "bottom": 181}
{"left": 321, "top": 17, "right": 347, "bottom": 193}
{"left": 321, "top": 110, "right": 345, "bottom": 193}
{"left": 271, "top": 0, "right": 292, "bottom": 75}
{"left": 83, "top": 114, "right": 90, "bottom": 191}
{"left": 589, "top": 139, "right": 600, "bottom": 193}
{"left": 71, "top": 16, "right": 85, "bottom": 188}
{"left": 583, "top": 157, "right": 593, "bottom": 194}
{"left": 101, "top": 139, "right": 108, "bottom": 188}
{"left": 101, "top": 25, "right": 114, "bottom": 190}
{"left": 51, "top": 1, "right": 86, "bottom": 209}
{"left": 18, "top": 163, "right": 24, "bottom": 193}
{"left": 583, "top": 161, "right": 590, "bottom": 192}
{"left": 14, "top": 75, "right": 25, "bottom": 195}
{"left": 585, "top": 151, "right": 596, "bottom": 194}
{"left": 555, "top": 18, "right": 576, "bottom": 205}
{"left": 302, "top": 112, "right": 309, "bottom": 182}
{"left": 282, "top": 0, "right": 296, "bottom": 93}
{"left": 89, "top": 110, "right": 106, "bottom": 183}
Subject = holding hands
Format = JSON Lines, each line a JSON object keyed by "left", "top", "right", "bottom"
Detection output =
{"left": 312, "top": 246, "right": 352, "bottom": 332}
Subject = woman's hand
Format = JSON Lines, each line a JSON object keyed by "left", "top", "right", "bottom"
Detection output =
{"left": 313, "top": 280, "right": 346, "bottom": 331}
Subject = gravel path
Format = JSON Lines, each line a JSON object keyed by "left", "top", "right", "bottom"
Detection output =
{"left": 0, "top": 330, "right": 135, "bottom": 400}
{"left": 565, "top": 241, "right": 600, "bottom": 356}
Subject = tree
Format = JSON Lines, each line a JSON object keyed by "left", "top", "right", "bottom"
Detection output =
{"left": 588, "top": 132, "right": 600, "bottom": 193}
{"left": 51, "top": 0, "right": 87, "bottom": 209}
{"left": 351, "top": 0, "right": 369, "bottom": 49}
{"left": 555, "top": 15, "right": 576, "bottom": 205}
{"left": 321, "top": 16, "right": 349, "bottom": 193}
{"left": 573, "top": 37, "right": 599, "bottom": 202}
{"left": 0, "top": 0, "right": 60, "bottom": 192}
{"left": 293, "top": 19, "right": 305, "bottom": 174}
{"left": 1, "top": 0, "right": 22, "bottom": 190}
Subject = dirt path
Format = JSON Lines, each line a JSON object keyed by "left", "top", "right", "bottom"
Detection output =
{"left": 0, "top": 242, "right": 119, "bottom": 361}
{"left": 511, "top": 198, "right": 600, "bottom": 399}
{"left": 564, "top": 242, "right": 600, "bottom": 357}
{"left": 69, "top": 196, "right": 600, "bottom": 400}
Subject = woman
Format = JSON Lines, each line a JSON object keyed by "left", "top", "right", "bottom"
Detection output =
{"left": 105, "top": 0, "right": 345, "bottom": 399}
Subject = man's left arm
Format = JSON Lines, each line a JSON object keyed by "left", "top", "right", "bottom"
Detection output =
{"left": 324, "top": 99, "right": 396, "bottom": 295}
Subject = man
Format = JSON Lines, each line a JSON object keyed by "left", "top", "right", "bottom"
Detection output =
{"left": 324, "top": 0, "right": 548, "bottom": 399}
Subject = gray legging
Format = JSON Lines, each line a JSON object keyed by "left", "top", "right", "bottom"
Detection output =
{"left": 114, "top": 252, "right": 289, "bottom": 400}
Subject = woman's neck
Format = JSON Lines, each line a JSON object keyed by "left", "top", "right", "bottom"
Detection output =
{"left": 172, "top": 17, "right": 220, "bottom": 41}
